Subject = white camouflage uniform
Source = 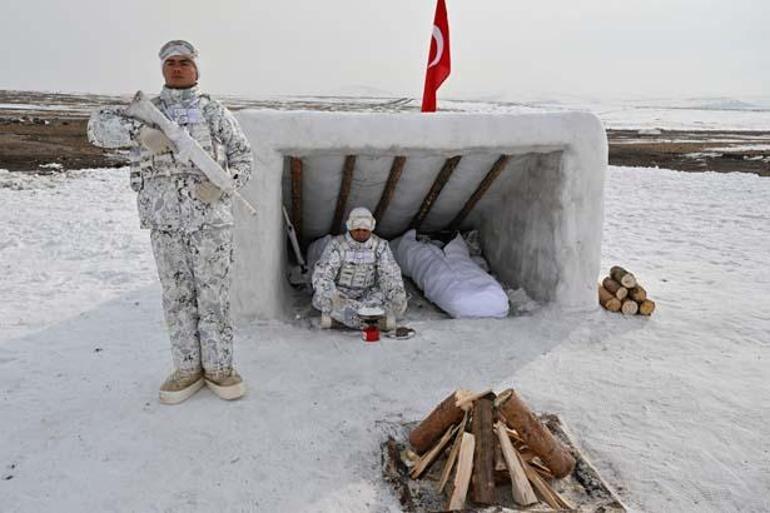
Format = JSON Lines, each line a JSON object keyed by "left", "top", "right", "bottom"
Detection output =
{"left": 87, "top": 85, "right": 252, "bottom": 374}
{"left": 312, "top": 233, "right": 407, "bottom": 328}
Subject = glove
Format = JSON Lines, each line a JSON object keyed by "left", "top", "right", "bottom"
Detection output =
{"left": 194, "top": 181, "right": 224, "bottom": 204}
{"left": 136, "top": 126, "right": 174, "bottom": 155}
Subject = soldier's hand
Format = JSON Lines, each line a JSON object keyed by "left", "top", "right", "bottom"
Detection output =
{"left": 194, "top": 181, "right": 224, "bottom": 204}
{"left": 137, "top": 126, "right": 175, "bottom": 155}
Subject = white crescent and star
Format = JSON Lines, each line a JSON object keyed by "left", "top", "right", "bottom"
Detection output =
{"left": 428, "top": 25, "right": 445, "bottom": 68}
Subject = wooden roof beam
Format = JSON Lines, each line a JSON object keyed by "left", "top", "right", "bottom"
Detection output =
{"left": 289, "top": 156, "right": 303, "bottom": 244}
{"left": 373, "top": 156, "right": 407, "bottom": 225}
{"left": 410, "top": 155, "right": 462, "bottom": 231}
{"left": 331, "top": 155, "right": 357, "bottom": 235}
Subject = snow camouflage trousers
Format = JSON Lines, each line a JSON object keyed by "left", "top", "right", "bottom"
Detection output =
{"left": 150, "top": 227, "right": 234, "bottom": 373}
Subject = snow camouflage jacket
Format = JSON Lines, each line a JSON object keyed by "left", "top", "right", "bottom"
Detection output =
{"left": 312, "top": 233, "right": 407, "bottom": 306}
{"left": 87, "top": 86, "right": 253, "bottom": 232}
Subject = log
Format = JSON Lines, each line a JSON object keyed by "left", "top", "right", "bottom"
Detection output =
{"left": 410, "top": 423, "right": 459, "bottom": 478}
{"left": 602, "top": 277, "right": 628, "bottom": 300}
{"left": 495, "top": 423, "right": 538, "bottom": 506}
{"left": 331, "top": 155, "right": 356, "bottom": 234}
{"left": 446, "top": 155, "right": 510, "bottom": 232}
{"left": 598, "top": 285, "right": 621, "bottom": 312}
{"left": 610, "top": 266, "right": 637, "bottom": 288}
{"left": 437, "top": 411, "right": 469, "bottom": 493}
{"left": 621, "top": 298, "right": 639, "bottom": 315}
{"left": 628, "top": 285, "right": 647, "bottom": 302}
{"left": 496, "top": 389, "right": 575, "bottom": 478}
{"left": 373, "top": 156, "right": 406, "bottom": 223}
{"left": 471, "top": 396, "right": 496, "bottom": 505}
{"left": 289, "top": 157, "right": 303, "bottom": 244}
{"left": 410, "top": 156, "right": 462, "bottom": 230}
{"left": 638, "top": 299, "right": 656, "bottom": 316}
{"left": 447, "top": 432, "right": 475, "bottom": 511}
{"left": 410, "top": 390, "right": 466, "bottom": 454}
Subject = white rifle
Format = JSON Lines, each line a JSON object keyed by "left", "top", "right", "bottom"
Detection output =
{"left": 282, "top": 205, "right": 307, "bottom": 276}
{"left": 124, "top": 90, "right": 257, "bottom": 216}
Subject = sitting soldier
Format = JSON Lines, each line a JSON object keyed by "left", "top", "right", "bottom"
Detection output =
{"left": 312, "top": 207, "right": 407, "bottom": 330}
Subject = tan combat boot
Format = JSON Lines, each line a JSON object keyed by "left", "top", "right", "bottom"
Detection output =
{"left": 159, "top": 369, "right": 204, "bottom": 405}
{"left": 204, "top": 368, "right": 246, "bottom": 400}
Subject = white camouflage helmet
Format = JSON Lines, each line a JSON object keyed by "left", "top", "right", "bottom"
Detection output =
{"left": 346, "top": 207, "right": 376, "bottom": 232}
{"left": 159, "top": 39, "right": 200, "bottom": 78}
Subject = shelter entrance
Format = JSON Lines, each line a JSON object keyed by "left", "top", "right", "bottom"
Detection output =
{"left": 279, "top": 150, "right": 565, "bottom": 319}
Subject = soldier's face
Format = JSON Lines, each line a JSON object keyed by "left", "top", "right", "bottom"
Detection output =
{"left": 350, "top": 229, "right": 371, "bottom": 242}
{"left": 163, "top": 57, "right": 198, "bottom": 88}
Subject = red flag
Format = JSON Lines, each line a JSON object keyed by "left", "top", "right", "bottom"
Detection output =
{"left": 421, "top": 0, "right": 451, "bottom": 112}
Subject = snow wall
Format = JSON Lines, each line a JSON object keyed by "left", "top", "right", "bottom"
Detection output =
{"left": 232, "top": 111, "right": 607, "bottom": 320}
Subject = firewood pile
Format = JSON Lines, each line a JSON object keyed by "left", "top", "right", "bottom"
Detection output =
{"left": 598, "top": 266, "right": 656, "bottom": 316}
{"left": 382, "top": 388, "right": 627, "bottom": 512}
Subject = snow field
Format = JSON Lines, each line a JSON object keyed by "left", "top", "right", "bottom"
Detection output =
{"left": 0, "top": 166, "right": 768, "bottom": 513}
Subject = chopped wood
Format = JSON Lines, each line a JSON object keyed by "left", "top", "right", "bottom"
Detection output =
{"left": 410, "top": 155, "right": 462, "bottom": 230}
{"left": 602, "top": 277, "right": 628, "bottom": 300}
{"left": 521, "top": 456, "right": 564, "bottom": 510}
{"left": 522, "top": 457, "right": 575, "bottom": 511}
{"left": 532, "top": 465, "right": 556, "bottom": 481}
{"left": 411, "top": 423, "right": 459, "bottom": 478}
{"left": 638, "top": 299, "right": 656, "bottom": 316}
{"left": 373, "top": 156, "right": 406, "bottom": 223}
{"left": 610, "top": 266, "right": 637, "bottom": 288}
{"left": 447, "top": 432, "right": 475, "bottom": 511}
{"left": 400, "top": 448, "right": 419, "bottom": 468}
{"left": 621, "top": 298, "right": 639, "bottom": 315}
{"left": 495, "top": 422, "right": 538, "bottom": 506}
{"left": 384, "top": 437, "right": 416, "bottom": 510}
{"left": 410, "top": 390, "right": 466, "bottom": 454}
{"left": 628, "top": 285, "right": 647, "bottom": 302}
{"left": 455, "top": 388, "right": 493, "bottom": 411}
{"left": 528, "top": 458, "right": 555, "bottom": 479}
{"left": 289, "top": 157, "right": 303, "bottom": 244}
{"left": 598, "top": 285, "right": 622, "bottom": 312}
{"left": 471, "top": 396, "right": 496, "bottom": 504}
{"left": 437, "top": 411, "right": 469, "bottom": 493}
{"left": 517, "top": 449, "right": 537, "bottom": 461}
{"left": 497, "top": 389, "right": 576, "bottom": 478}
{"left": 331, "top": 155, "right": 356, "bottom": 234}
{"left": 494, "top": 438, "right": 507, "bottom": 472}
{"left": 504, "top": 425, "right": 525, "bottom": 445}
{"left": 445, "top": 155, "right": 510, "bottom": 233}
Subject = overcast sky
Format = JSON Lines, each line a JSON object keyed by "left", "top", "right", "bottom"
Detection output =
{"left": 2, "top": 0, "right": 769, "bottom": 101}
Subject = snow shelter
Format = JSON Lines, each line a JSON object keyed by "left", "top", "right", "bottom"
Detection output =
{"left": 231, "top": 111, "right": 607, "bottom": 320}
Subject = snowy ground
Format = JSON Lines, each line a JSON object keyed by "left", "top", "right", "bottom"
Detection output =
{"left": 1, "top": 166, "right": 769, "bottom": 513}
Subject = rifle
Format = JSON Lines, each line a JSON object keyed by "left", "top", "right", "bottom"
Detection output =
{"left": 282, "top": 205, "right": 307, "bottom": 275}
{"left": 124, "top": 90, "right": 257, "bottom": 216}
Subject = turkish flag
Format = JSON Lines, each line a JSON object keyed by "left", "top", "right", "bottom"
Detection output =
{"left": 421, "top": 0, "right": 451, "bottom": 112}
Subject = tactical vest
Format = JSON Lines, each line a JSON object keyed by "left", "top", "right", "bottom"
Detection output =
{"left": 336, "top": 236, "right": 381, "bottom": 290}
{"left": 138, "top": 95, "right": 225, "bottom": 178}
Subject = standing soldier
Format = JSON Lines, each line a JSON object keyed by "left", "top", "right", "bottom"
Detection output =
{"left": 88, "top": 40, "right": 252, "bottom": 404}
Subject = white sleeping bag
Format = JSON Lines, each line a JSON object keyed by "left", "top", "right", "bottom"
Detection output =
{"left": 391, "top": 230, "right": 509, "bottom": 318}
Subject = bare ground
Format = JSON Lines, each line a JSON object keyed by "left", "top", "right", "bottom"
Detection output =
{"left": 2, "top": 89, "right": 769, "bottom": 176}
